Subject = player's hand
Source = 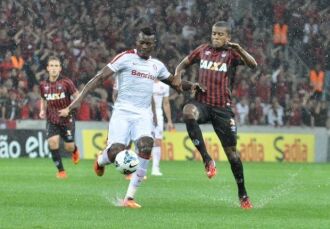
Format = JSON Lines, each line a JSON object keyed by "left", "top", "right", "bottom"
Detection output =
{"left": 58, "top": 107, "right": 70, "bottom": 117}
{"left": 39, "top": 111, "right": 45, "bottom": 119}
{"left": 166, "top": 122, "right": 175, "bottom": 131}
{"left": 226, "top": 42, "right": 241, "bottom": 50}
{"left": 192, "top": 83, "right": 206, "bottom": 93}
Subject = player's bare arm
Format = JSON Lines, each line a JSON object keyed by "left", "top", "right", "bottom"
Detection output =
{"left": 226, "top": 42, "right": 257, "bottom": 68}
{"left": 151, "top": 97, "right": 157, "bottom": 126}
{"left": 174, "top": 57, "right": 206, "bottom": 92}
{"left": 58, "top": 66, "right": 114, "bottom": 117}
{"left": 162, "top": 96, "right": 174, "bottom": 130}
{"left": 39, "top": 98, "right": 47, "bottom": 119}
{"left": 161, "top": 74, "right": 182, "bottom": 92}
{"left": 174, "top": 56, "right": 190, "bottom": 79}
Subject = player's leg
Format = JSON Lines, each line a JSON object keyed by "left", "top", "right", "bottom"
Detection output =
{"left": 120, "top": 112, "right": 154, "bottom": 208}
{"left": 47, "top": 122, "right": 66, "bottom": 179}
{"left": 151, "top": 138, "right": 162, "bottom": 175}
{"left": 183, "top": 101, "right": 216, "bottom": 178}
{"left": 211, "top": 110, "right": 252, "bottom": 209}
{"left": 94, "top": 109, "right": 129, "bottom": 176}
{"left": 151, "top": 118, "right": 163, "bottom": 176}
{"left": 61, "top": 122, "right": 79, "bottom": 164}
{"left": 121, "top": 136, "right": 153, "bottom": 208}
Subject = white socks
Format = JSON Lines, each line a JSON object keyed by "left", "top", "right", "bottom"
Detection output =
{"left": 97, "top": 149, "right": 111, "bottom": 166}
{"left": 152, "top": 146, "right": 161, "bottom": 173}
{"left": 125, "top": 156, "right": 149, "bottom": 199}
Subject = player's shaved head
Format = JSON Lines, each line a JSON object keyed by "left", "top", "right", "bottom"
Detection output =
{"left": 140, "top": 27, "right": 155, "bottom": 36}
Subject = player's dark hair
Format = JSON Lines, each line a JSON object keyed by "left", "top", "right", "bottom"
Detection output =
{"left": 213, "top": 21, "right": 231, "bottom": 35}
{"left": 140, "top": 27, "right": 155, "bottom": 36}
{"left": 47, "top": 56, "right": 61, "bottom": 65}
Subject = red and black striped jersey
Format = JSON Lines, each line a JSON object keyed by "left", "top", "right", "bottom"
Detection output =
{"left": 39, "top": 76, "right": 78, "bottom": 125}
{"left": 188, "top": 43, "right": 244, "bottom": 108}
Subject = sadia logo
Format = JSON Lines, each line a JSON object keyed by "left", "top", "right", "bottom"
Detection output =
{"left": 200, "top": 59, "right": 227, "bottom": 72}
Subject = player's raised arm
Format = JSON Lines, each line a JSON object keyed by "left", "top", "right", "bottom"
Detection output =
{"left": 226, "top": 41, "right": 257, "bottom": 69}
{"left": 58, "top": 66, "right": 114, "bottom": 117}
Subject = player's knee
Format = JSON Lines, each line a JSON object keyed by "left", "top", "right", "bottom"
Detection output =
{"left": 136, "top": 136, "right": 154, "bottom": 159}
{"left": 224, "top": 146, "right": 240, "bottom": 161}
{"left": 64, "top": 143, "right": 75, "bottom": 153}
{"left": 154, "top": 138, "right": 162, "bottom": 146}
{"left": 48, "top": 140, "right": 59, "bottom": 149}
{"left": 183, "top": 104, "right": 198, "bottom": 121}
{"left": 108, "top": 143, "right": 126, "bottom": 163}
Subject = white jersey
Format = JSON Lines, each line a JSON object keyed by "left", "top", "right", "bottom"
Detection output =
{"left": 153, "top": 80, "right": 170, "bottom": 117}
{"left": 107, "top": 49, "right": 170, "bottom": 113}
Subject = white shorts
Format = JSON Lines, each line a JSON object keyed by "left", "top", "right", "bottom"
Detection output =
{"left": 153, "top": 114, "right": 164, "bottom": 139}
{"left": 107, "top": 108, "right": 153, "bottom": 147}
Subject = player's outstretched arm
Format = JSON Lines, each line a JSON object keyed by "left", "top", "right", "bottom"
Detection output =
{"left": 58, "top": 66, "right": 114, "bottom": 117}
{"left": 226, "top": 42, "right": 257, "bottom": 69}
{"left": 174, "top": 56, "right": 190, "bottom": 79}
{"left": 161, "top": 74, "right": 182, "bottom": 93}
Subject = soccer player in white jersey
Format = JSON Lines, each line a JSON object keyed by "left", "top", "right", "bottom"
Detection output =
{"left": 151, "top": 79, "right": 174, "bottom": 176}
{"left": 58, "top": 27, "right": 201, "bottom": 208}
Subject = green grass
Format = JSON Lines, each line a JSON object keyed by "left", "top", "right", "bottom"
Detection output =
{"left": 1, "top": 159, "right": 330, "bottom": 229}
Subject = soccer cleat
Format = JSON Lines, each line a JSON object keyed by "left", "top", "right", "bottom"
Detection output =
{"left": 71, "top": 148, "right": 80, "bottom": 165}
{"left": 205, "top": 160, "right": 217, "bottom": 179}
{"left": 117, "top": 198, "right": 141, "bottom": 208}
{"left": 94, "top": 159, "right": 105, "bottom": 176}
{"left": 151, "top": 170, "right": 163, "bottom": 176}
{"left": 240, "top": 196, "right": 253, "bottom": 209}
{"left": 56, "top": 171, "right": 67, "bottom": 179}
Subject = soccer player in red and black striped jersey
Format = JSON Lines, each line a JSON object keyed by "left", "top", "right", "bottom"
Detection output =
{"left": 39, "top": 56, "right": 80, "bottom": 179}
{"left": 175, "top": 21, "right": 257, "bottom": 209}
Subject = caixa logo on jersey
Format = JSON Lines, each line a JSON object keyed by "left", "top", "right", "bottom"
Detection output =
{"left": 0, "top": 130, "right": 50, "bottom": 158}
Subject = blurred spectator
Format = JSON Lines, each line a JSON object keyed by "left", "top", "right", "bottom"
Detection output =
{"left": 11, "top": 48, "right": 25, "bottom": 70}
{"left": 236, "top": 97, "right": 249, "bottom": 125}
{"left": 4, "top": 90, "right": 20, "bottom": 120}
{"left": 309, "top": 64, "right": 324, "bottom": 100}
{"left": 267, "top": 98, "right": 284, "bottom": 127}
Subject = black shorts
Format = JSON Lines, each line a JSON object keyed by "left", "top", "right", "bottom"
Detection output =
{"left": 46, "top": 121, "right": 75, "bottom": 143}
{"left": 187, "top": 100, "right": 237, "bottom": 147}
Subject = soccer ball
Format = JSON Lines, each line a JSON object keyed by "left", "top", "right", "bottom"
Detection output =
{"left": 114, "top": 149, "right": 139, "bottom": 174}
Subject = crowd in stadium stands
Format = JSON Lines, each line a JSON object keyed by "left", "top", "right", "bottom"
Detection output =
{"left": 0, "top": 0, "right": 329, "bottom": 128}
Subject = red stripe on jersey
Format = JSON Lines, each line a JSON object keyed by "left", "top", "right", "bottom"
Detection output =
{"left": 110, "top": 49, "right": 135, "bottom": 64}
{"left": 40, "top": 77, "right": 77, "bottom": 125}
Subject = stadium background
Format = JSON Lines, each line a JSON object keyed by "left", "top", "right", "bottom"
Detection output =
{"left": 0, "top": 0, "right": 329, "bottom": 161}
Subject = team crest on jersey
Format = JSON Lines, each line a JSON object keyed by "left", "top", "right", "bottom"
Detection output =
{"left": 205, "top": 51, "right": 211, "bottom": 55}
{"left": 221, "top": 52, "right": 227, "bottom": 58}
{"left": 57, "top": 85, "right": 62, "bottom": 90}
{"left": 44, "top": 85, "right": 49, "bottom": 91}
{"left": 200, "top": 59, "right": 227, "bottom": 72}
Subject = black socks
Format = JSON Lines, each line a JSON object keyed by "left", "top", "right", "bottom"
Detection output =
{"left": 229, "top": 157, "right": 247, "bottom": 198}
{"left": 185, "top": 119, "right": 211, "bottom": 164}
{"left": 50, "top": 149, "right": 64, "bottom": 172}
